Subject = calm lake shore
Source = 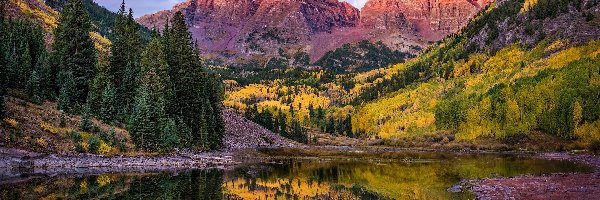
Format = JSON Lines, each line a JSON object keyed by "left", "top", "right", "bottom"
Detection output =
{"left": 468, "top": 152, "right": 600, "bottom": 199}
{"left": 1, "top": 146, "right": 599, "bottom": 199}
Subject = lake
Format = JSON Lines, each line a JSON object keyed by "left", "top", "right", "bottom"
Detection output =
{"left": 0, "top": 152, "right": 593, "bottom": 199}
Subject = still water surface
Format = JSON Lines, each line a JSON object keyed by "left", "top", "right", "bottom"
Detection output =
{"left": 0, "top": 153, "right": 593, "bottom": 199}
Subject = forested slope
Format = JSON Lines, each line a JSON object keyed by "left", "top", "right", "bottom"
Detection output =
{"left": 351, "top": 0, "right": 600, "bottom": 148}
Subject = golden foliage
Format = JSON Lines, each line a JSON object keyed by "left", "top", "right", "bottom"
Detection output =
{"left": 13, "top": 0, "right": 59, "bottom": 30}
{"left": 575, "top": 120, "right": 600, "bottom": 141}
{"left": 90, "top": 32, "right": 111, "bottom": 52}
{"left": 521, "top": 0, "right": 539, "bottom": 12}
{"left": 483, "top": 44, "right": 525, "bottom": 72}
{"left": 352, "top": 81, "right": 445, "bottom": 139}
{"left": 97, "top": 140, "right": 112, "bottom": 155}
{"left": 96, "top": 175, "right": 111, "bottom": 187}
{"left": 39, "top": 121, "right": 60, "bottom": 135}
{"left": 35, "top": 137, "right": 48, "bottom": 148}
{"left": 4, "top": 118, "right": 18, "bottom": 128}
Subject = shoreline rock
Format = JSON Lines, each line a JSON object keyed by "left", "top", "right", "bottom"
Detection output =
{"left": 467, "top": 152, "right": 600, "bottom": 200}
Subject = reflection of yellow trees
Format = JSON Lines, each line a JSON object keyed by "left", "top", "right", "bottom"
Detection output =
{"left": 79, "top": 180, "right": 88, "bottom": 194}
{"left": 223, "top": 177, "right": 356, "bottom": 199}
{"left": 97, "top": 175, "right": 111, "bottom": 187}
{"left": 521, "top": 0, "right": 539, "bottom": 12}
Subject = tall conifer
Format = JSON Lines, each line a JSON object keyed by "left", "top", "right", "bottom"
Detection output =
{"left": 129, "top": 37, "right": 171, "bottom": 151}
{"left": 51, "top": 0, "right": 97, "bottom": 110}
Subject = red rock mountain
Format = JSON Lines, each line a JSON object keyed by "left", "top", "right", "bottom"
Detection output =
{"left": 361, "top": 0, "right": 493, "bottom": 40}
{"left": 137, "top": 0, "right": 492, "bottom": 63}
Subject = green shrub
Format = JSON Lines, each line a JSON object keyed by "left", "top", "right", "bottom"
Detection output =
{"left": 69, "top": 131, "right": 82, "bottom": 142}
{"left": 99, "top": 128, "right": 116, "bottom": 145}
{"left": 88, "top": 136, "right": 100, "bottom": 153}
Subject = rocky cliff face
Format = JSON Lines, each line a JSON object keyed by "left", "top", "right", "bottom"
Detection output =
{"left": 361, "top": 0, "right": 493, "bottom": 40}
{"left": 137, "top": 0, "right": 492, "bottom": 64}
{"left": 137, "top": 0, "right": 360, "bottom": 63}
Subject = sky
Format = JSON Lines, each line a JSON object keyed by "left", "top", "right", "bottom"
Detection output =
{"left": 94, "top": 0, "right": 368, "bottom": 18}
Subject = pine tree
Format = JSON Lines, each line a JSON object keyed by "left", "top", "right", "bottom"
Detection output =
{"left": 291, "top": 119, "right": 307, "bottom": 143}
{"left": 164, "top": 11, "right": 205, "bottom": 134}
{"left": 58, "top": 71, "right": 75, "bottom": 112}
{"left": 129, "top": 37, "right": 172, "bottom": 151}
{"left": 206, "top": 75, "right": 225, "bottom": 149}
{"left": 0, "top": 0, "right": 5, "bottom": 117}
{"left": 109, "top": 0, "right": 129, "bottom": 103}
{"left": 26, "top": 67, "right": 41, "bottom": 103}
{"left": 36, "top": 50, "right": 52, "bottom": 99}
{"left": 80, "top": 104, "right": 94, "bottom": 132}
{"left": 87, "top": 62, "right": 109, "bottom": 115}
{"left": 110, "top": 3, "right": 142, "bottom": 115}
{"left": 51, "top": 0, "right": 97, "bottom": 110}
{"left": 27, "top": 50, "right": 51, "bottom": 103}
{"left": 100, "top": 82, "right": 116, "bottom": 122}
{"left": 198, "top": 99, "right": 211, "bottom": 149}
{"left": 16, "top": 42, "right": 31, "bottom": 88}
{"left": 279, "top": 112, "right": 288, "bottom": 138}
{"left": 129, "top": 86, "right": 155, "bottom": 150}
{"left": 159, "top": 118, "right": 180, "bottom": 151}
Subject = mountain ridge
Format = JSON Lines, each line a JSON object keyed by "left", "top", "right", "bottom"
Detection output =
{"left": 136, "top": 0, "right": 493, "bottom": 64}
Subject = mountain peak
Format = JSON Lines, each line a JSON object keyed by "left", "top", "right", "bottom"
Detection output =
{"left": 136, "top": 0, "right": 491, "bottom": 63}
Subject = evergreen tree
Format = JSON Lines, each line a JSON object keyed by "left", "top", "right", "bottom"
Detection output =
{"left": 80, "top": 104, "right": 94, "bottom": 132}
{"left": 100, "top": 82, "right": 116, "bottom": 122}
{"left": 164, "top": 11, "right": 207, "bottom": 140}
{"left": 197, "top": 101, "right": 209, "bottom": 149}
{"left": 58, "top": 71, "right": 76, "bottom": 112}
{"left": 15, "top": 42, "right": 31, "bottom": 88}
{"left": 205, "top": 74, "right": 225, "bottom": 150}
{"left": 129, "top": 37, "right": 172, "bottom": 151}
{"left": 36, "top": 50, "right": 52, "bottom": 99}
{"left": 26, "top": 66, "right": 41, "bottom": 103}
{"left": 129, "top": 86, "right": 156, "bottom": 150}
{"left": 87, "top": 62, "right": 109, "bottom": 114}
{"left": 291, "top": 119, "right": 307, "bottom": 143}
{"left": 0, "top": 0, "right": 5, "bottom": 117}
{"left": 279, "top": 113, "right": 288, "bottom": 138}
{"left": 27, "top": 50, "right": 51, "bottom": 103}
{"left": 110, "top": 1, "right": 142, "bottom": 115}
{"left": 51, "top": 0, "right": 97, "bottom": 110}
{"left": 326, "top": 116, "right": 335, "bottom": 134}
{"left": 159, "top": 118, "right": 180, "bottom": 151}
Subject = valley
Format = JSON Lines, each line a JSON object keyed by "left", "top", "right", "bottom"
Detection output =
{"left": 1, "top": 0, "right": 600, "bottom": 199}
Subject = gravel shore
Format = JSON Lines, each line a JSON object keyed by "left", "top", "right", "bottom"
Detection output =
{"left": 0, "top": 147, "right": 237, "bottom": 183}
{"left": 469, "top": 153, "right": 600, "bottom": 200}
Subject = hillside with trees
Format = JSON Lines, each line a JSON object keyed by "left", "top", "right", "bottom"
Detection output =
{"left": 1, "top": 0, "right": 225, "bottom": 153}
{"left": 223, "top": 0, "right": 600, "bottom": 150}
{"left": 350, "top": 0, "right": 600, "bottom": 149}
{"left": 45, "top": 0, "right": 152, "bottom": 41}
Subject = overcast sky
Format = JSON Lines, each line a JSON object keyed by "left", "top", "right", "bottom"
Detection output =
{"left": 94, "top": 0, "right": 368, "bottom": 18}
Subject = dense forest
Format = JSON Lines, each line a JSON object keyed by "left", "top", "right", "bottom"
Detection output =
{"left": 0, "top": 0, "right": 225, "bottom": 152}
{"left": 45, "top": 0, "right": 152, "bottom": 41}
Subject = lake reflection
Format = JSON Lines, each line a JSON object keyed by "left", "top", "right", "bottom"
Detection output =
{"left": 0, "top": 153, "right": 593, "bottom": 199}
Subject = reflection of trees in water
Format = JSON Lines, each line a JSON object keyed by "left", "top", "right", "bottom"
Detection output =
{"left": 0, "top": 156, "right": 592, "bottom": 199}
{"left": 119, "top": 169, "right": 224, "bottom": 199}
{"left": 0, "top": 169, "right": 225, "bottom": 200}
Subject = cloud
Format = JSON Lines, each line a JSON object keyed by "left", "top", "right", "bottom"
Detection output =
{"left": 94, "top": 0, "right": 186, "bottom": 18}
